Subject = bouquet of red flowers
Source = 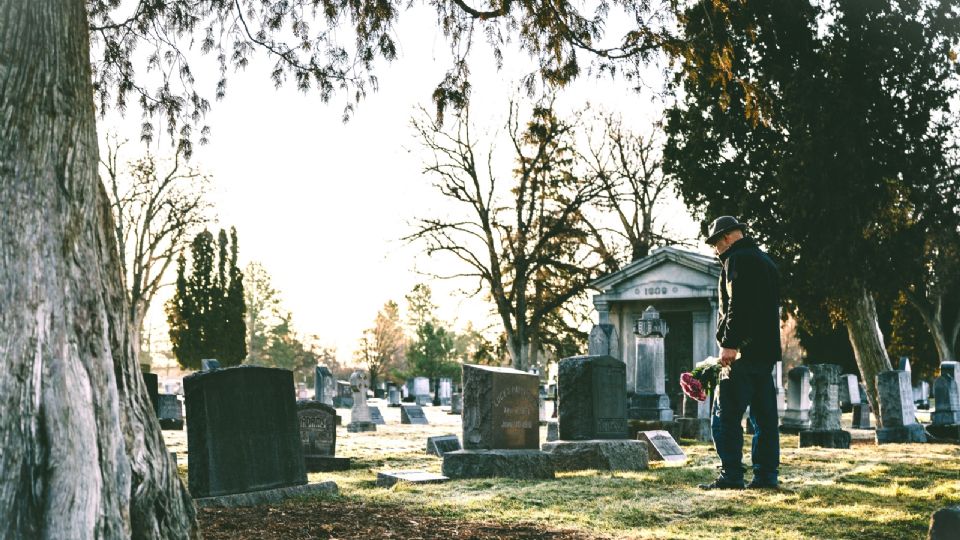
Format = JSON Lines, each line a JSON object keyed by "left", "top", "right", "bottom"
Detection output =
{"left": 679, "top": 357, "right": 727, "bottom": 402}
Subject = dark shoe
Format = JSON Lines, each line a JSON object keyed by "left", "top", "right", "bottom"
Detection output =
{"left": 698, "top": 477, "right": 745, "bottom": 490}
{"left": 746, "top": 479, "right": 779, "bottom": 490}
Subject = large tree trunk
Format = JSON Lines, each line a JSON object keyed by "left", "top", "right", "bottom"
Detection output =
{"left": 844, "top": 286, "right": 894, "bottom": 428}
{"left": 0, "top": 2, "right": 198, "bottom": 538}
{"left": 905, "top": 292, "right": 957, "bottom": 364}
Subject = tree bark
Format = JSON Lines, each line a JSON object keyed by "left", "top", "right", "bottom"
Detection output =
{"left": 844, "top": 286, "right": 894, "bottom": 428}
{"left": 905, "top": 291, "right": 957, "bottom": 364}
{"left": 0, "top": 1, "right": 198, "bottom": 538}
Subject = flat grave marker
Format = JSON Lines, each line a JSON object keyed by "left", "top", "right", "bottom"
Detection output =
{"left": 637, "top": 430, "right": 686, "bottom": 462}
{"left": 401, "top": 405, "right": 429, "bottom": 425}
{"left": 426, "top": 435, "right": 462, "bottom": 456}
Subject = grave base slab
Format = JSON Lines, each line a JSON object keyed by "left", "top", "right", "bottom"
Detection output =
{"left": 304, "top": 456, "right": 352, "bottom": 472}
{"left": 926, "top": 424, "right": 960, "bottom": 442}
{"left": 677, "top": 418, "right": 711, "bottom": 442}
{"left": 441, "top": 449, "right": 555, "bottom": 480}
{"left": 193, "top": 481, "right": 338, "bottom": 508}
{"left": 876, "top": 423, "right": 927, "bottom": 444}
{"left": 799, "top": 429, "right": 851, "bottom": 449}
{"left": 347, "top": 421, "right": 376, "bottom": 433}
{"left": 541, "top": 439, "right": 648, "bottom": 471}
{"left": 627, "top": 420, "right": 680, "bottom": 441}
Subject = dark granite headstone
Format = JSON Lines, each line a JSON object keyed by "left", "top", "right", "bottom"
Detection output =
{"left": 401, "top": 405, "right": 429, "bottom": 425}
{"left": 158, "top": 393, "right": 184, "bottom": 430}
{"left": 426, "top": 435, "right": 462, "bottom": 456}
{"left": 185, "top": 366, "right": 306, "bottom": 498}
{"left": 852, "top": 403, "right": 873, "bottom": 429}
{"left": 296, "top": 400, "right": 350, "bottom": 472}
{"left": 142, "top": 371, "right": 160, "bottom": 417}
{"left": 929, "top": 506, "right": 960, "bottom": 540}
{"left": 462, "top": 364, "right": 539, "bottom": 450}
{"left": 388, "top": 386, "right": 401, "bottom": 407}
{"left": 333, "top": 380, "right": 353, "bottom": 408}
{"left": 637, "top": 430, "right": 686, "bottom": 462}
{"left": 933, "top": 362, "right": 960, "bottom": 426}
{"left": 557, "top": 355, "right": 628, "bottom": 440}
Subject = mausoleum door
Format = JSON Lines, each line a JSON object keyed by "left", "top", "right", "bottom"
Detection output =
{"left": 662, "top": 311, "right": 693, "bottom": 415}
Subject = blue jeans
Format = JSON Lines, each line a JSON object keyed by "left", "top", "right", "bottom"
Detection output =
{"left": 711, "top": 366, "right": 780, "bottom": 483}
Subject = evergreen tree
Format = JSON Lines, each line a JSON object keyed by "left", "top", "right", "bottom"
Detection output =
{"left": 166, "top": 228, "right": 246, "bottom": 369}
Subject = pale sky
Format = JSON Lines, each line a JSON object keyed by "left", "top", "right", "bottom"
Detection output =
{"left": 102, "top": 6, "right": 702, "bottom": 364}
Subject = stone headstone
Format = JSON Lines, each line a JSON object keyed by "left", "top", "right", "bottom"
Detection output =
{"left": 839, "top": 374, "right": 860, "bottom": 412}
{"left": 334, "top": 380, "right": 353, "bottom": 408}
{"left": 898, "top": 356, "right": 911, "bottom": 372}
{"left": 416, "top": 394, "right": 433, "bottom": 406}
{"left": 449, "top": 392, "right": 463, "bottom": 415}
{"left": 401, "top": 405, "right": 429, "bottom": 425}
{"left": 799, "top": 364, "right": 850, "bottom": 449}
{"left": 369, "top": 406, "right": 385, "bottom": 425}
{"left": 782, "top": 366, "right": 812, "bottom": 433}
{"left": 914, "top": 381, "right": 931, "bottom": 410}
{"left": 932, "top": 362, "right": 960, "bottom": 426}
{"left": 413, "top": 377, "right": 431, "bottom": 400}
{"left": 347, "top": 370, "right": 376, "bottom": 433}
{"left": 557, "top": 355, "right": 628, "bottom": 440}
{"left": 426, "top": 435, "right": 462, "bottom": 456}
{"left": 928, "top": 506, "right": 960, "bottom": 540}
{"left": 185, "top": 366, "right": 306, "bottom": 498}
{"left": 142, "top": 371, "right": 160, "bottom": 417}
{"left": 201, "top": 358, "right": 220, "bottom": 371}
{"left": 376, "top": 470, "right": 449, "bottom": 488}
{"left": 461, "top": 364, "right": 539, "bottom": 450}
{"left": 314, "top": 365, "right": 336, "bottom": 407}
{"left": 678, "top": 394, "right": 711, "bottom": 442}
{"left": 387, "top": 386, "right": 401, "bottom": 407}
{"left": 546, "top": 421, "right": 559, "bottom": 442}
{"left": 876, "top": 370, "right": 927, "bottom": 444}
{"left": 158, "top": 393, "right": 184, "bottom": 430}
{"left": 297, "top": 401, "right": 350, "bottom": 472}
{"left": 588, "top": 323, "right": 621, "bottom": 358}
{"left": 629, "top": 306, "right": 673, "bottom": 422}
{"left": 636, "top": 430, "right": 686, "bottom": 462}
{"left": 773, "top": 361, "right": 786, "bottom": 419}
{"left": 438, "top": 378, "right": 453, "bottom": 406}
{"left": 852, "top": 403, "right": 873, "bottom": 429}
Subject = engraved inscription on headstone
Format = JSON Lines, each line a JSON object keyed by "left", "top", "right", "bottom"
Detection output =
{"left": 462, "top": 364, "right": 540, "bottom": 450}
{"left": 637, "top": 430, "right": 686, "bottom": 462}
{"left": 426, "top": 435, "right": 462, "bottom": 456}
{"left": 298, "top": 405, "right": 336, "bottom": 456}
{"left": 491, "top": 381, "right": 539, "bottom": 449}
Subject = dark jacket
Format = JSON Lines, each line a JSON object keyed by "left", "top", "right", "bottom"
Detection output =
{"left": 717, "top": 237, "right": 782, "bottom": 372}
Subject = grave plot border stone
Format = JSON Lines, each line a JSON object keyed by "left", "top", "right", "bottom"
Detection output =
{"left": 194, "top": 481, "right": 339, "bottom": 508}
{"left": 441, "top": 449, "right": 554, "bottom": 479}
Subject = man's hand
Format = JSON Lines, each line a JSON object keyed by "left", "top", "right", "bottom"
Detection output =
{"left": 720, "top": 347, "right": 739, "bottom": 367}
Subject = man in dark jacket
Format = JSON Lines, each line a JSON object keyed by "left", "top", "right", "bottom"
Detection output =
{"left": 700, "top": 216, "right": 782, "bottom": 490}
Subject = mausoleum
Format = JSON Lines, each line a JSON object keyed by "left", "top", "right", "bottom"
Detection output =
{"left": 590, "top": 246, "right": 721, "bottom": 413}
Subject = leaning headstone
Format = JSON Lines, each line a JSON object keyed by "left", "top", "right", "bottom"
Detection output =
{"left": 314, "top": 365, "right": 336, "bottom": 407}
{"left": 297, "top": 401, "right": 350, "bottom": 472}
{"left": 369, "top": 406, "right": 385, "bottom": 425}
{"left": 426, "top": 435, "right": 462, "bottom": 456}
{"left": 347, "top": 371, "right": 376, "bottom": 433}
{"left": 628, "top": 307, "right": 673, "bottom": 422}
{"left": 185, "top": 366, "right": 306, "bottom": 498}
{"left": 448, "top": 392, "right": 463, "bottom": 415}
{"left": 543, "top": 355, "right": 648, "bottom": 472}
{"left": 201, "top": 358, "right": 220, "bottom": 371}
{"left": 376, "top": 471, "right": 448, "bottom": 488}
{"left": 928, "top": 362, "right": 960, "bottom": 441}
{"left": 781, "top": 366, "right": 812, "bottom": 433}
{"left": 442, "top": 364, "right": 554, "bottom": 479}
{"left": 142, "top": 370, "right": 160, "bottom": 417}
{"left": 928, "top": 506, "right": 960, "bottom": 540}
{"left": 799, "top": 364, "right": 851, "bottom": 449}
{"left": 839, "top": 374, "right": 860, "bottom": 413}
{"left": 636, "top": 430, "right": 686, "bottom": 462}
{"left": 158, "top": 393, "right": 184, "bottom": 430}
{"left": 876, "top": 370, "right": 927, "bottom": 444}
{"left": 401, "top": 405, "right": 429, "bottom": 425}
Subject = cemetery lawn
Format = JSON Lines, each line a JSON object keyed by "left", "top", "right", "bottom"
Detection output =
{"left": 169, "top": 406, "right": 960, "bottom": 539}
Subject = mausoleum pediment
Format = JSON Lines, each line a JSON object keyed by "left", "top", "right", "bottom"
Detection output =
{"left": 591, "top": 246, "right": 720, "bottom": 301}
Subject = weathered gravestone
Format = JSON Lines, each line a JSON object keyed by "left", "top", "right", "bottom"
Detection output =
{"left": 628, "top": 307, "right": 674, "bottom": 423}
{"left": 679, "top": 394, "right": 711, "bottom": 442}
{"left": 876, "top": 370, "right": 927, "bottom": 444}
{"left": 376, "top": 470, "right": 449, "bottom": 488}
{"left": 185, "top": 366, "right": 306, "bottom": 498}
{"left": 852, "top": 383, "right": 873, "bottom": 429}
{"left": 158, "top": 393, "right": 184, "bottom": 430}
{"left": 438, "top": 378, "right": 453, "bottom": 406}
{"left": 448, "top": 392, "right": 463, "bottom": 415}
{"left": 928, "top": 506, "right": 960, "bottom": 540}
{"left": 387, "top": 385, "right": 401, "bottom": 407}
{"left": 781, "top": 366, "right": 812, "bottom": 433}
{"left": 928, "top": 362, "right": 960, "bottom": 441}
{"left": 347, "top": 370, "right": 376, "bottom": 433}
{"left": 426, "top": 435, "right": 462, "bottom": 456}
{"left": 799, "top": 364, "right": 851, "bottom": 449}
{"left": 369, "top": 406, "right": 385, "bottom": 425}
{"left": 297, "top": 401, "right": 350, "bottom": 472}
{"left": 334, "top": 380, "right": 353, "bottom": 408}
{"left": 314, "top": 365, "right": 336, "bottom": 407}
{"left": 636, "top": 430, "right": 686, "bottom": 462}
{"left": 401, "top": 405, "right": 429, "bottom": 425}
{"left": 914, "top": 381, "right": 931, "bottom": 410}
{"left": 413, "top": 377, "right": 432, "bottom": 406}
{"left": 442, "top": 364, "right": 554, "bottom": 479}
{"left": 542, "top": 355, "right": 648, "bottom": 471}
{"left": 142, "top": 370, "right": 160, "bottom": 418}
{"left": 839, "top": 374, "right": 860, "bottom": 413}
{"left": 587, "top": 322, "right": 620, "bottom": 358}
